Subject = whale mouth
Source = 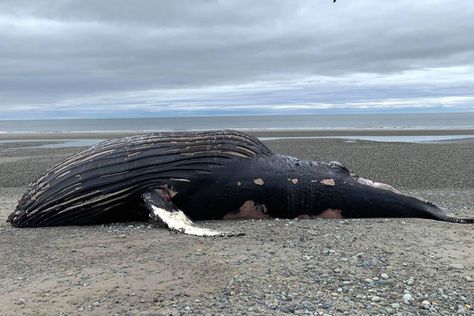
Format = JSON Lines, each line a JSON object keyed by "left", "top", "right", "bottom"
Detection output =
{"left": 356, "top": 177, "right": 400, "bottom": 193}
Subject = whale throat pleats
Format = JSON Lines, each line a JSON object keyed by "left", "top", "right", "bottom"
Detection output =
{"left": 9, "top": 130, "right": 273, "bottom": 227}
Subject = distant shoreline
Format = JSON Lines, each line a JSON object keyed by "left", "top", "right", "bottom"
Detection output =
{"left": 0, "top": 128, "right": 474, "bottom": 141}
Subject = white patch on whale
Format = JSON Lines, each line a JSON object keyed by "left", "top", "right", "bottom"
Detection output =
{"left": 321, "top": 178, "right": 336, "bottom": 186}
{"left": 150, "top": 205, "right": 227, "bottom": 237}
{"left": 357, "top": 177, "right": 399, "bottom": 193}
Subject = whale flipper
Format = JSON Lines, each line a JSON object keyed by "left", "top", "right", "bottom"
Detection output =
{"left": 142, "top": 190, "right": 242, "bottom": 237}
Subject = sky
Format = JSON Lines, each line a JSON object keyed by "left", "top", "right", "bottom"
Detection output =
{"left": 1, "top": 0, "right": 473, "bottom": 119}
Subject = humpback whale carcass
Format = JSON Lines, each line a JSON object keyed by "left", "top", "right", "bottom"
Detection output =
{"left": 8, "top": 130, "right": 473, "bottom": 236}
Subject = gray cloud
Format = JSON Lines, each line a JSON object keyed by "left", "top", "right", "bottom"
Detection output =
{"left": 0, "top": 0, "right": 473, "bottom": 118}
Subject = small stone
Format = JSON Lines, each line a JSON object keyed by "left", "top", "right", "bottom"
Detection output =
{"left": 185, "top": 306, "right": 191, "bottom": 311}
{"left": 457, "top": 306, "right": 466, "bottom": 314}
{"left": 391, "top": 303, "right": 400, "bottom": 309}
{"left": 321, "top": 302, "right": 330, "bottom": 309}
{"left": 403, "top": 293, "right": 413, "bottom": 304}
{"left": 15, "top": 298, "right": 26, "bottom": 305}
{"left": 78, "top": 307, "right": 84, "bottom": 312}
{"left": 93, "top": 302, "right": 100, "bottom": 307}
{"left": 465, "top": 276, "right": 473, "bottom": 282}
{"left": 364, "top": 278, "right": 373, "bottom": 283}
{"left": 381, "top": 273, "right": 389, "bottom": 279}
{"left": 449, "top": 263, "right": 465, "bottom": 270}
{"left": 421, "top": 300, "right": 430, "bottom": 309}
{"left": 371, "top": 296, "right": 381, "bottom": 302}
{"left": 407, "top": 278, "right": 414, "bottom": 285}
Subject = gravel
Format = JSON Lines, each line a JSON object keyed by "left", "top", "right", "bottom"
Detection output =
{"left": 0, "top": 137, "right": 473, "bottom": 315}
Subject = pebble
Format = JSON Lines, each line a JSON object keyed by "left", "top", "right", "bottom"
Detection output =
{"left": 403, "top": 293, "right": 413, "bottom": 304}
{"left": 449, "top": 263, "right": 465, "bottom": 270}
{"left": 421, "top": 300, "right": 430, "bottom": 309}
{"left": 381, "top": 273, "right": 389, "bottom": 279}
{"left": 371, "top": 296, "right": 381, "bottom": 302}
{"left": 465, "top": 276, "right": 473, "bottom": 282}
{"left": 391, "top": 303, "right": 400, "bottom": 309}
{"left": 457, "top": 306, "right": 466, "bottom": 314}
{"left": 15, "top": 298, "right": 26, "bottom": 305}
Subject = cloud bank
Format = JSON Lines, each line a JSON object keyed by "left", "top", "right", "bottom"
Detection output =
{"left": 1, "top": 0, "right": 473, "bottom": 118}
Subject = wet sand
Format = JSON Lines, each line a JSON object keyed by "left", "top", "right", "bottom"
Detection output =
{"left": 0, "top": 128, "right": 473, "bottom": 140}
{"left": 0, "top": 132, "right": 473, "bottom": 315}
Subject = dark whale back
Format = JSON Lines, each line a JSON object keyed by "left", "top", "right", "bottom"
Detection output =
{"left": 9, "top": 130, "right": 273, "bottom": 227}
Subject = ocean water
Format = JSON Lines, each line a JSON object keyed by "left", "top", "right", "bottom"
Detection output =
{"left": 0, "top": 112, "right": 473, "bottom": 133}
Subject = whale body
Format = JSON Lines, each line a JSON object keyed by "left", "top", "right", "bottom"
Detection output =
{"left": 8, "top": 130, "right": 473, "bottom": 236}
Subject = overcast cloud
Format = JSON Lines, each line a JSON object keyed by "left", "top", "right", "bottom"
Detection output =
{"left": 1, "top": 0, "right": 473, "bottom": 119}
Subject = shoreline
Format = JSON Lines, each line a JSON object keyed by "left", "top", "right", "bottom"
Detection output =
{"left": 0, "top": 128, "right": 474, "bottom": 141}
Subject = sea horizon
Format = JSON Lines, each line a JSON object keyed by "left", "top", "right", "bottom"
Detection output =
{"left": 1, "top": 112, "right": 473, "bottom": 134}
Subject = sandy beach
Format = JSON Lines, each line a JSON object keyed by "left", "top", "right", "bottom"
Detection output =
{"left": 0, "top": 131, "right": 473, "bottom": 315}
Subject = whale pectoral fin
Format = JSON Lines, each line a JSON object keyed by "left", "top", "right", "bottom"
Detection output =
{"left": 141, "top": 190, "right": 243, "bottom": 237}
